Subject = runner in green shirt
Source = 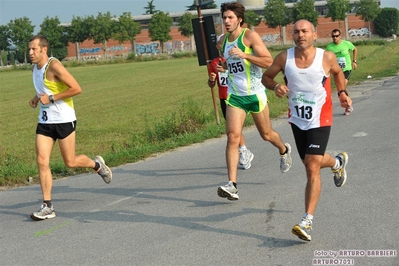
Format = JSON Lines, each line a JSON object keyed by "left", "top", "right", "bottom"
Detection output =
{"left": 326, "top": 29, "right": 357, "bottom": 115}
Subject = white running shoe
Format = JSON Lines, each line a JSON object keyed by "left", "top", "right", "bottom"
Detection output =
{"left": 332, "top": 152, "right": 348, "bottom": 187}
{"left": 94, "top": 155, "right": 112, "bottom": 184}
{"left": 30, "top": 203, "right": 56, "bottom": 221}
{"left": 238, "top": 149, "right": 254, "bottom": 170}
{"left": 280, "top": 143, "right": 292, "bottom": 173}
{"left": 217, "top": 181, "right": 239, "bottom": 200}
{"left": 344, "top": 105, "right": 353, "bottom": 116}
{"left": 292, "top": 216, "right": 312, "bottom": 241}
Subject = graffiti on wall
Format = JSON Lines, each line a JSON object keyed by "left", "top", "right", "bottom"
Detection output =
{"left": 108, "top": 46, "right": 128, "bottom": 52}
{"left": 168, "top": 40, "right": 191, "bottom": 52}
{"left": 76, "top": 40, "right": 193, "bottom": 57}
{"left": 80, "top": 46, "right": 129, "bottom": 54}
{"left": 261, "top": 33, "right": 281, "bottom": 43}
{"left": 136, "top": 43, "right": 160, "bottom": 55}
{"left": 80, "top": 47, "right": 101, "bottom": 55}
{"left": 135, "top": 40, "right": 192, "bottom": 55}
{"left": 348, "top": 28, "right": 371, "bottom": 37}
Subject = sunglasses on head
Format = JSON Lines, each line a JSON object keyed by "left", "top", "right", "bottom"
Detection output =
{"left": 332, "top": 34, "right": 340, "bottom": 38}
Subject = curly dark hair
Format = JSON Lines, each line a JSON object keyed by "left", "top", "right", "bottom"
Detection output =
{"left": 220, "top": 2, "right": 245, "bottom": 26}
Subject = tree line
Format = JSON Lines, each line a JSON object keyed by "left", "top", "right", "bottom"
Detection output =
{"left": 0, "top": 0, "right": 397, "bottom": 64}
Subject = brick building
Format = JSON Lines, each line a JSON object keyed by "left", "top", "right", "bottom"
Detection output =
{"left": 65, "top": 1, "right": 375, "bottom": 60}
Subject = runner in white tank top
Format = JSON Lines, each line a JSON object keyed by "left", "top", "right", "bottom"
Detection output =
{"left": 262, "top": 20, "right": 351, "bottom": 242}
{"left": 284, "top": 47, "right": 332, "bottom": 130}
{"left": 28, "top": 35, "right": 112, "bottom": 221}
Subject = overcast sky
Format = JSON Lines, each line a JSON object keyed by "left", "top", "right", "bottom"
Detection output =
{"left": 1, "top": 0, "right": 398, "bottom": 34}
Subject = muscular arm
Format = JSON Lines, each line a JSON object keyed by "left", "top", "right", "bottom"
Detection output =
{"left": 40, "top": 60, "right": 82, "bottom": 104}
{"left": 238, "top": 30, "right": 273, "bottom": 69}
{"left": 324, "top": 51, "right": 346, "bottom": 91}
{"left": 352, "top": 46, "right": 358, "bottom": 70}
{"left": 262, "top": 51, "right": 288, "bottom": 98}
{"left": 324, "top": 51, "right": 352, "bottom": 106}
{"left": 29, "top": 65, "right": 40, "bottom": 108}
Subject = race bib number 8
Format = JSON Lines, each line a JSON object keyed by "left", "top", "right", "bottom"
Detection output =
{"left": 289, "top": 91, "right": 317, "bottom": 121}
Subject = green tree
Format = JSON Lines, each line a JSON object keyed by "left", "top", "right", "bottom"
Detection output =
{"left": 354, "top": 0, "right": 381, "bottom": 38}
{"left": 87, "top": 12, "right": 117, "bottom": 58}
{"left": 0, "top": 25, "right": 10, "bottom": 50}
{"left": 144, "top": 0, "right": 159, "bottom": 15}
{"left": 67, "top": 15, "right": 91, "bottom": 61}
{"left": 177, "top": 12, "right": 197, "bottom": 51}
{"left": 264, "top": 0, "right": 292, "bottom": 44}
{"left": 112, "top": 12, "right": 142, "bottom": 55}
{"left": 7, "top": 17, "right": 34, "bottom": 63}
{"left": 178, "top": 12, "right": 197, "bottom": 37}
{"left": 292, "top": 0, "right": 319, "bottom": 27}
{"left": 374, "top": 7, "right": 399, "bottom": 37}
{"left": 325, "top": 0, "right": 351, "bottom": 30}
{"left": 0, "top": 25, "right": 10, "bottom": 66}
{"left": 186, "top": 0, "right": 217, "bottom": 11}
{"left": 245, "top": 10, "right": 262, "bottom": 30}
{"left": 39, "top": 16, "right": 68, "bottom": 60}
{"left": 148, "top": 11, "right": 173, "bottom": 53}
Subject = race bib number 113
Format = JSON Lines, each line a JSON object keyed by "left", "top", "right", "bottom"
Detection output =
{"left": 289, "top": 91, "right": 317, "bottom": 121}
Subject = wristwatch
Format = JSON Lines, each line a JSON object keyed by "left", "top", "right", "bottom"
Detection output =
{"left": 49, "top": 95, "right": 54, "bottom": 103}
{"left": 338, "top": 90, "right": 348, "bottom": 96}
{"left": 353, "top": 60, "right": 357, "bottom": 63}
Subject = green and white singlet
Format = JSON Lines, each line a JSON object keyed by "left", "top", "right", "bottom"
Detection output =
{"left": 222, "top": 28, "right": 265, "bottom": 96}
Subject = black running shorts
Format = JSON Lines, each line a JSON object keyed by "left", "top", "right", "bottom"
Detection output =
{"left": 36, "top": 121, "right": 76, "bottom": 141}
{"left": 291, "top": 124, "right": 331, "bottom": 159}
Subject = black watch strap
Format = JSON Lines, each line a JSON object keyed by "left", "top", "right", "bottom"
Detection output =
{"left": 338, "top": 90, "right": 348, "bottom": 97}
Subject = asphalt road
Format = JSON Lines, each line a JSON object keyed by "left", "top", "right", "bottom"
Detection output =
{"left": 1, "top": 75, "right": 398, "bottom": 266}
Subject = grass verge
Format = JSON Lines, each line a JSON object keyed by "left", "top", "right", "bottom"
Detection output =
{"left": 1, "top": 41, "right": 398, "bottom": 187}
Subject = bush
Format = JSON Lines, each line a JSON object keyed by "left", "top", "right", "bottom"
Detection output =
{"left": 375, "top": 8, "right": 399, "bottom": 37}
{"left": 143, "top": 96, "right": 210, "bottom": 142}
{"left": 170, "top": 51, "right": 196, "bottom": 59}
{"left": 126, "top": 52, "right": 136, "bottom": 61}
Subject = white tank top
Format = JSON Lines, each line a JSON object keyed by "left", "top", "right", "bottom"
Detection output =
{"left": 33, "top": 57, "right": 76, "bottom": 124}
{"left": 284, "top": 47, "right": 332, "bottom": 130}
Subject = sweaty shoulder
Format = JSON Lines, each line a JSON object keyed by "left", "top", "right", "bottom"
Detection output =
{"left": 322, "top": 50, "right": 339, "bottom": 75}
{"left": 274, "top": 50, "right": 288, "bottom": 66}
{"left": 48, "top": 58, "right": 66, "bottom": 73}
{"left": 46, "top": 58, "right": 67, "bottom": 82}
{"left": 243, "top": 29, "right": 261, "bottom": 46}
{"left": 323, "top": 50, "right": 336, "bottom": 62}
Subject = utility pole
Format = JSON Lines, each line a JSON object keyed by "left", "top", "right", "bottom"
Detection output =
{"left": 195, "top": 0, "right": 220, "bottom": 124}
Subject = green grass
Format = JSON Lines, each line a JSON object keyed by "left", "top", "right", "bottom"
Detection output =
{"left": 1, "top": 41, "right": 398, "bottom": 186}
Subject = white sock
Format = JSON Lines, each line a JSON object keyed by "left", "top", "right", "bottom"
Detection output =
{"left": 238, "top": 145, "right": 247, "bottom": 152}
{"left": 302, "top": 213, "right": 313, "bottom": 224}
{"left": 333, "top": 158, "right": 341, "bottom": 170}
{"left": 305, "top": 213, "right": 314, "bottom": 220}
